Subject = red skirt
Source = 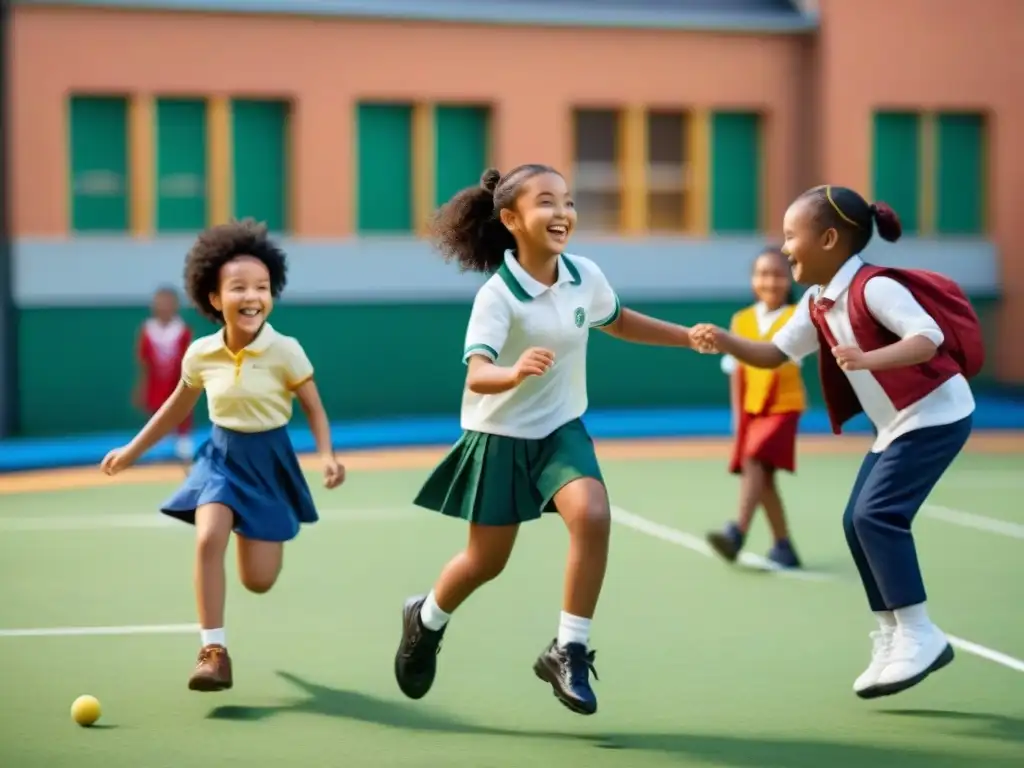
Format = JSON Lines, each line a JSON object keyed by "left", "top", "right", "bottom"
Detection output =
{"left": 729, "top": 410, "right": 801, "bottom": 474}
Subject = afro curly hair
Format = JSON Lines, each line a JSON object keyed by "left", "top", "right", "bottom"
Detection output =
{"left": 183, "top": 219, "right": 288, "bottom": 323}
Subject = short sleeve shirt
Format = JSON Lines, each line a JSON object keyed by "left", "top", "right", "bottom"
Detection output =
{"left": 181, "top": 323, "right": 314, "bottom": 432}
{"left": 460, "top": 251, "right": 621, "bottom": 439}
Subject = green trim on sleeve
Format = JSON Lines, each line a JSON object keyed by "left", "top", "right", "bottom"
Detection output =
{"left": 592, "top": 295, "right": 622, "bottom": 327}
{"left": 463, "top": 343, "right": 499, "bottom": 363}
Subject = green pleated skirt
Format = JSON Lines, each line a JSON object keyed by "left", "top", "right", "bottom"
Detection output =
{"left": 414, "top": 418, "right": 604, "bottom": 526}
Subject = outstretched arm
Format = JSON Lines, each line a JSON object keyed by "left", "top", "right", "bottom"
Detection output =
{"left": 600, "top": 308, "right": 693, "bottom": 347}
{"left": 115, "top": 382, "right": 201, "bottom": 466}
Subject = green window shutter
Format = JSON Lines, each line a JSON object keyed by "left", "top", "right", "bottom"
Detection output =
{"left": 69, "top": 96, "right": 129, "bottom": 232}
{"left": 872, "top": 112, "right": 920, "bottom": 234}
{"left": 710, "top": 112, "right": 761, "bottom": 233}
{"left": 356, "top": 103, "right": 413, "bottom": 233}
{"left": 232, "top": 99, "right": 289, "bottom": 232}
{"left": 156, "top": 98, "right": 208, "bottom": 232}
{"left": 935, "top": 113, "right": 984, "bottom": 234}
{"left": 434, "top": 105, "right": 489, "bottom": 207}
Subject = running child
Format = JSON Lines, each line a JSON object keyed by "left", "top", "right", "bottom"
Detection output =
{"left": 135, "top": 286, "right": 194, "bottom": 462}
{"left": 394, "top": 166, "right": 698, "bottom": 716}
{"left": 707, "top": 246, "right": 805, "bottom": 569}
{"left": 101, "top": 219, "right": 345, "bottom": 692}
{"left": 691, "top": 185, "right": 980, "bottom": 699}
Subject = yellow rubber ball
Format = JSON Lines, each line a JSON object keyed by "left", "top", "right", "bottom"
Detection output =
{"left": 71, "top": 695, "right": 101, "bottom": 727}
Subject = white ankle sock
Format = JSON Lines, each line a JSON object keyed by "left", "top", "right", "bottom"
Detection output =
{"left": 874, "top": 610, "right": 897, "bottom": 630}
{"left": 557, "top": 611, "right": 592, "bottom": 648}
{"left": 894, "top": 602, "right": 931, "bottom": 628}
{"left": 419, "top": 590, "right": 451, "bottom": 631}
{"left": 201, "top": 627, "right": 226, "bottom": 647}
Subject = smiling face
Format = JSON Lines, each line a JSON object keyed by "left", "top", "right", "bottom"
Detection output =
{"left": 499, "top": 171, "right": 576, "bottom": 256}
{"left": 751, "top": 250, "right": 792, "bottom": 310}
{"left": 781, "top": 197, "right": 843, "bottom": 286}
{"left": 209, "top": 255, "right": 273, "bottom": 338}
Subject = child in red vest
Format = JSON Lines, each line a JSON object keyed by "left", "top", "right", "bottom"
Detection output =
{"left": 692, "top": 185, "right": 980, "bottom": 700}
{"left": 136, "top": 286, "right": 194, "bottom": 462}
{"left": 709, "top": 246, "right": 806, "bottom": 569}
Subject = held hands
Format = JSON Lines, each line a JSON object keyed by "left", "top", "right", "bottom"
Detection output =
{"left": 513, "top": 347, "right": 555, "bottom": 384}
{"left": 832, "top": 345, "right": 869, "bottom": 371}
{"left": 321, "top": 455, "right": 346, "bottom": 489}
{"left": 689, "top": 324, "right": 724, "bottom": 354}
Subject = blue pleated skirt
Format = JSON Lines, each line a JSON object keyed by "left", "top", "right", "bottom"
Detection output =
{"left": 160, "top": 425, "right": 318, "bottom": 542}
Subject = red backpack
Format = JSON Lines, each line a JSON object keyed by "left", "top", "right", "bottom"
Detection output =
{"left": 849, "top": 265, "right": 985, "bottom": 379}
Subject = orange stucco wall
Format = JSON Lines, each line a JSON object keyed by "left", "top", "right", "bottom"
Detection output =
{"left": 11, "top": 6, "right": 806, "bottom": 238}
{"left": 814, "top": 0, "right": 1024, "bottom": 379}
{"left": 10, "top": 1, "right": 1024, "bottom": 380}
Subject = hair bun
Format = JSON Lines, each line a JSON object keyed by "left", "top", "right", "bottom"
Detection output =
{"left": 479, "top": 169, "right": 501, "bottom": 193}
{"left": 871, "top": 201, "right": 903, "bottom": 243}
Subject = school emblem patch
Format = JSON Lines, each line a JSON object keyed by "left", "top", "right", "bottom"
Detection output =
{"left": 574, "top": 307, "right": 586, "bottom": 328}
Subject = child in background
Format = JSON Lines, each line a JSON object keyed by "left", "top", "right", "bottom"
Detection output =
{"left": 708, "top": 247, "right": 805, "bottom": 569}
{"left": 136, "top": 286, "right": 193, "bottom": 462}
{"left": 692, "top": 185, "right": 980, "bottom": 699}
{"left": 102, "top": 220, "right": 345, "bottom": 692}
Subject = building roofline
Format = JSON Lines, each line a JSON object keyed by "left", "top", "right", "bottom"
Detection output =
{"left": 16, "top": 0, "right": 820, "bottom": 34}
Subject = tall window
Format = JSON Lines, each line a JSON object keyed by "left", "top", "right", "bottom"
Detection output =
{"left": 232, "top": 99, "right": 290, "bottom": 233}
{"left": 356, "top": 102, "right": 413, "bottom": 234}
{"left": 68, "top": 95, "right": 130, "bottom": 233}
{"left": 646, "top": 111, "right": 687, "bottom": 232}
{"left": 572, "top": 109, "right": 621, "bottom": 232}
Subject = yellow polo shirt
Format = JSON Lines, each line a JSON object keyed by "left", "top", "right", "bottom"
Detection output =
{"left": 181, "top": 323, "right": 314, "bottom": 432}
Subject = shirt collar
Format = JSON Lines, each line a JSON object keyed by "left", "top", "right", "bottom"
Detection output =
{"left": 219, "top": 322, "right": 276, "bottom": 356}
{"left": 820, "top": 255, "right": 864, "bottom": 302}
{"left": 497, "top": 250, "right": 581, "bottom": 302}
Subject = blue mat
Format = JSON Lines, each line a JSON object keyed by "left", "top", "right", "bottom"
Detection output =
{"left": 2, "top": 398, "right": 1023, "bottom": 473}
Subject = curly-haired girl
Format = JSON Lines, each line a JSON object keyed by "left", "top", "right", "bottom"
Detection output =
{"left": 101, "top": 219, "right": 345, "bottom": 692}
{"left": 393, "top": 166, "right": 699, "bottom": 716}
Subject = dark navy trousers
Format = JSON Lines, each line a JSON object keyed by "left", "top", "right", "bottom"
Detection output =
{"left": 842, "top": 415, "right": 973, "bottom": 611}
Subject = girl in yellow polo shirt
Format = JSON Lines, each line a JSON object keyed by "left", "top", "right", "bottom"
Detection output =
{"left": 706, "top": 246, "right": 805, "bottom": 569}
{"left": 101, "top": 219, "right": 345, "bottom": 693}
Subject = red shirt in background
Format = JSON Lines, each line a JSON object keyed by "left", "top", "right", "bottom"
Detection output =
{"left": 138, "top": 317, "right": 192, "bottom": 421}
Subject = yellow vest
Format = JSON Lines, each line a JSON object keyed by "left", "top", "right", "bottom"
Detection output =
{"left": 731, "top": 304, "right": 806, "bottom": 415}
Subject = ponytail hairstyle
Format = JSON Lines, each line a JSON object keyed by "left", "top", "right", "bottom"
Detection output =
{"left": 430, "top": 164, "right": 560, "bottom": 273}
{"left": 798, "top": 184, "right": 902, "bottom": 255}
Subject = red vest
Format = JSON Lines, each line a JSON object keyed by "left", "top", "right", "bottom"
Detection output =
{"left": 809, "top": 265, "right": 984, "bottom": 434}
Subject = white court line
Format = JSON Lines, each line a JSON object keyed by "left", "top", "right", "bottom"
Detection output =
{"left": 0, "top": 623, "right": 198, "bottom": 638}
{"left": 610, "top": 505, "right": 1024, "bottom": 675}
{"left": 923, "top": 504, "right": 1024, "bottom": 540}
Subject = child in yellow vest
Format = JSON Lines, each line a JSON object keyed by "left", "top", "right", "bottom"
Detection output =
{"left": 707, "top": 247, "right": 806, "bottom": 568}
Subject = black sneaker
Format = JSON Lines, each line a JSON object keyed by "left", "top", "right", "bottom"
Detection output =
{"left": 394, "top": 595, "right": 445, "bottom": 700}
{"left": 706, "top": 522, "right": 745, "bottom": 563}
{"left": 533, "top": 639, "right": 599, "bottom": 715}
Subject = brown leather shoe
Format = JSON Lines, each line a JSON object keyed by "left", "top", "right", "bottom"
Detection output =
{"left": 188, "top": 644, "right": 233, "bottom": 692}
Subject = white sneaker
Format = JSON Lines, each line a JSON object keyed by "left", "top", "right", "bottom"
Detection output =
{"left": 873, "top": 624, "right": 955, "bottom": 696}
{"left": 853, "top": 626, "right": 896, "bottom": 698}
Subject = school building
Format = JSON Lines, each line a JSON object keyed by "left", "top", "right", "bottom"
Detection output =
{"left": 7, "top": 0, "right": 1023, "bottom": 437}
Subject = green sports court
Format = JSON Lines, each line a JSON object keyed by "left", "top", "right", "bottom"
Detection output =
{"left": 2, "top": 435, "right": 1021, "bottom": 768}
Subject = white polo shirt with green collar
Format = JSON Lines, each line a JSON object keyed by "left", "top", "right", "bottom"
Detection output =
{"left": 460, "top": 250, "right": 621, "bottom": 439}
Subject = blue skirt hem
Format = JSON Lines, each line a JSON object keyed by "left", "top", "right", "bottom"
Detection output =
{"left": 160, "top": 424, "right": 318, "bottom": 543}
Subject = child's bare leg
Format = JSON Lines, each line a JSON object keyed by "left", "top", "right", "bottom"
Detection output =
{"left": 236, "top": 536, "right": 284, "bottom": 594}
{"left": 394, "top": 523, "right": 518, "bottom": 701}
{"left": 760, "top": 469, "right": 791, "bottom": 542}
{"left": 190, "top": 503, "right": 234, "bottom": 691}
{"left": 737, "top": 459, "right": 769, "bottom": 534}
{"left": 554, "top": 477, "right": 611, "bottom": 622}
{"left": 430, "top": 523, "right": 519, "bottom": 614}
{"left": 533, "top": 477, "right": 610, "bottom": 716}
